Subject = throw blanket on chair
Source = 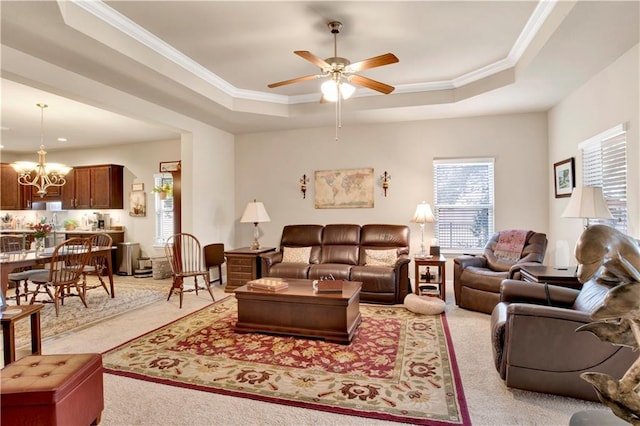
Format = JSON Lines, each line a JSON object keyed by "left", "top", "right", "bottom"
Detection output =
{"left": 494, "top": 229, "right": 529, "bottom": 262}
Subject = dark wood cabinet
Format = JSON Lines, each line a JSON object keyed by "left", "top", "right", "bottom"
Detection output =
{"left": 73, "top": 167, "right": 92, "bottom": 209}
{"left": 1, "top": 163, "right": 32, "bottom": 210}
{"left": 91, "top": 165, "right": 123, "bottom": 209}
{"left": 61, "top": 168, "right": 76, "bottom": 210}
{"left": 224, "top": 247, "right": 275, "bottom": 293}
{"left": 61, "top": 165, "right": 123, "bottom": 209}
{"left": 31, "top": 181, "right": 61, "bottom": 200}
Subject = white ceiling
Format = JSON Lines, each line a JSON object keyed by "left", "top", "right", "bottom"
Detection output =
{"left": 1, "top": 1, "right": 638, "bottom": 153}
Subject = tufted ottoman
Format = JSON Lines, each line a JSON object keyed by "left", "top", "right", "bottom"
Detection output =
{"left": 1, "top": 353, "right": 104, "bottom": 426}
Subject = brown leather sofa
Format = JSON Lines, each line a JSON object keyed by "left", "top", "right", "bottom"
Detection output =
{"left": 261, "top": 224, "right": 411, "bottom": 304}
{"left": 491, "top": 279, "right": 636, "bottom": 401}
{"left": 453, "top": 230, "right": 547, "bottom": 313}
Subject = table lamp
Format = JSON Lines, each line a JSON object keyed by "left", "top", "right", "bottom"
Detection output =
{"left": 561, "top": 186, "right": 612, "bottom": 228}
{"left": 411, "top": 201, "right": 435, "bottom": 257}
{"left": 240, "top": 199, "right": 271, "bottom": 250}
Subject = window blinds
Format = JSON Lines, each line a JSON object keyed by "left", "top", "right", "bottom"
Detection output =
{"left": 154, "top": 174, "right": 174, "bottom": 246}
{"left": 580, "top": 124, "right": 627, "bottom": 233}
{"left": 433, "top": 158, "right": 495, "bottom": 250}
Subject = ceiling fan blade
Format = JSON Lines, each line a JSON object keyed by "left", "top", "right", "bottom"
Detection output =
{"left": 267, "top": 74, "right": 319, "bottom": 88}
{"left": 347, "top": 53, "right": 399, "bottom": 73}
{"left": 294, "top": 51, "right": 330, "bottom": 69}
{"left": 350, "top": 75, "right": 395, "bottom": 95}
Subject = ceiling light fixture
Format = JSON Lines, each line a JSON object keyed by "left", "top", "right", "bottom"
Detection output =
{"left": 11, "top": 104, "right": 72, "bottom": 198}
{"left": 320, "top": 79, "right": 355, "bottom": 102}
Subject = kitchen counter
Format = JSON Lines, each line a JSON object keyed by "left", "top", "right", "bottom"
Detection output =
{"left": 1, "top": 229, "right": 124, "bottom": 235}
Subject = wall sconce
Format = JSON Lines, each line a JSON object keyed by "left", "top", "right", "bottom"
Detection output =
{"left": 380, "top": 171, "right": 391, "bottom": 197}
{"left": 300, "top": 174, "right": 309, "bottom": 199}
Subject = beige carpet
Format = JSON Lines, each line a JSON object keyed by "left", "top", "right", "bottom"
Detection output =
{"left": 22, "top": 279, "right": 611, "bottom": 425}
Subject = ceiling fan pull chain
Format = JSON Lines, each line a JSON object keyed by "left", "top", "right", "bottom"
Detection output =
{"left": 335, "top": 96, "right": 339, "bottom": 141}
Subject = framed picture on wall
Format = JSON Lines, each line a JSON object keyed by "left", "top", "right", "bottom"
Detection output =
{"left": 129, "top": 191, "right": 146, "bottom": 217}
{"left": 160, "top": 161, "right": 181, "bottom": 172}
{"left": 554, "top": 157, "right": 575, "bottom": 198}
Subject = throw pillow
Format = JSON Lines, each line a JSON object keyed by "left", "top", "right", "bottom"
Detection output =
{"left": 364, "top": 248, "right": 397, "bottom": 267}
{"left": 281, "top": 246, "right": 311, "bottom": 264}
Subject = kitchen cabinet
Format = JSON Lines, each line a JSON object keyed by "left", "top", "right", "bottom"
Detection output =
{"left": 31, "top": 181, "right": 62, "bottom": 200}
{"left": 1, "top": 163, "right": 32, "bottom": 210}
{"left": 61, "top": 164, "right": 124, "bottom": 209}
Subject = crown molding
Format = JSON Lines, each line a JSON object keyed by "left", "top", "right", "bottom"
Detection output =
{"left": 70, "top": 0, "right": 557, "bottom": 105}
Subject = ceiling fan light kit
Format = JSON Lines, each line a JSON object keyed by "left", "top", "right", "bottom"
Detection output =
{"left": 268, "top": 21, "right": 398, "bottom": 139}
{"left": 321, "top": 79, "right": 355, "bottom": 102}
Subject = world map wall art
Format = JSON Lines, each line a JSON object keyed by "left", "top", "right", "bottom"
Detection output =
{"left": 314, "top": 168, "right": 374, "bottom": 209}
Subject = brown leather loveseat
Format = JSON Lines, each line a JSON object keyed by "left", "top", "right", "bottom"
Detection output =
{"left": 261, "top": 224, "right": 410, "bottom": 304}
{"left": 491, "top": 279, "right": 635, "bottom": 401}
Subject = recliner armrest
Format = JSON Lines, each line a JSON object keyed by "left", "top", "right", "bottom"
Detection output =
{"left": 394, "top": 254, "right": 411, "bottom": 269}
{"left": 454, "top": 254, "right": 487, "bottom": 270}
{"left": 508, "top": 261, "right": 542, "bottom": 279}
{"left": 500, "top": 279, "right": 579, "bottom": 307}
{"left": 506, "top": 302, "right": 592, "bottom": 323}
{"left": 260, "top": 251, "right": 282, "bottom": 268}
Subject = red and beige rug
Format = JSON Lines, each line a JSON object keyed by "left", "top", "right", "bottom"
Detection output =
{"left": 102, "top": 297, "right": 470, "bottom": 425}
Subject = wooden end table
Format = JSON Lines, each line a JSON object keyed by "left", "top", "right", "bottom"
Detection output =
{"left": 1, "top": 304, "right": 43, "bottom": 365}
{"left": 414, "top": 255, "right": 447, "bottom": 301}
{"left": 519, "top": 264, "right": 581, "bottom": 289}
{"left": 224, "top": 247, "right": 275, "bottom": 293}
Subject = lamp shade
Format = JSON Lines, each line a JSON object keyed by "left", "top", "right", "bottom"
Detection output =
{"left": 561, "top": 186, "right": 613, "bottom": 219}
{"left": 240, "top": 200, "right": 271, "bottom": 223}
{"left": 411, "top": 202, "right": 435, "bottom": 224}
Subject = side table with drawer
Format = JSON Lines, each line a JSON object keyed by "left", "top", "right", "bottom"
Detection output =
{"left": 224, "top": 247, "right": 275, "bottom": 293}
{"left": 519, "top": 264, "right": 581, "bottom": 290}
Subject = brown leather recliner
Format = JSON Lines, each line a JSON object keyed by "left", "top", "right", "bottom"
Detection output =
{"left": 453, "top": 230, "right": 547, "bottom": 313}
{"left": 491, "top": 279, "right": 636, "bottom": 401}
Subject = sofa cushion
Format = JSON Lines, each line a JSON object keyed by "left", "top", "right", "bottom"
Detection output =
{"left": 364, "top": 248, "right": 397, "bottom": 266}
{"left": 280, "top": 225, "right": 324, "bottom": 264}
{"left": 321, "top": 224, "right": 361, "bottom": 265}
{"left": 350, "top": 266, "right": 396, "bottom": 293}
{"left": 282, "top": 246, "right": 311, "bottom": 264}
{"left": 308, "top": 264, "right": 352, "bottom": 281}
{"left": 269, "top": 263, "right": 310, "bottom": 279}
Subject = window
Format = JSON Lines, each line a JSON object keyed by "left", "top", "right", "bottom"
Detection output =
{"left": 433, "top": 158, "right": 495, "bottom": 251}
{"left": 580, "top": 124, "right": 627, "bottom": 233}
{"left": 154, "top": 173, "right": 174, "bottom": 247}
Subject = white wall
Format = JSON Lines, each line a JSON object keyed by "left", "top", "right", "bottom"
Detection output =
{"left": 548, "top": 44, "right": 639, "bottom": 266}
{"left": 235, "top": 112, "right": 549, "bottom": 276}
{"left": 181, "top": 126, "right": 236, "bottom": 250}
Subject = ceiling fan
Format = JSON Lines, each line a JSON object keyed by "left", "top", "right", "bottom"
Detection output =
{"left": 267, "top": 21, "right": 399, "bottom": 102}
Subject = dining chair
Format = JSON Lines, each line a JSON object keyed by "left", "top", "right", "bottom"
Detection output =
{"left": 203, "top": 243, "right": 225, "bottom": 285}
{"left": 165, "top": 233, "right": 216, "bottom": 308}
{"left": 28, "top": 237, "right": 92, "bottom": 316}
{"left": 1, "top": 235, "right": 42, "bottom": 305}
{"left": 81, "top": 233, "right": 113, "bottom": 298}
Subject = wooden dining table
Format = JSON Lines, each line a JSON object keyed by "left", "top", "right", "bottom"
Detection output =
{"left": 0, "top": 246, "right": 116, "bottom": 299}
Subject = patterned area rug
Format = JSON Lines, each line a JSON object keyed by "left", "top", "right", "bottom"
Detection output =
{"left": 13, "top": 276, "right": 170, "bottom": 348}
{"left": 103, "top": 297, "right": 471, "bottom": 425}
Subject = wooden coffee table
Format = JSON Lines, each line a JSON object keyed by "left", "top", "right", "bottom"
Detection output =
{"left": 234, "top": 279, "right": 362, "bottom": 344}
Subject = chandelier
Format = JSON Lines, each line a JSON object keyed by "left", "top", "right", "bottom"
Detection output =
{"left": 11, "top": 104, "right": 72, "bottom": 197}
